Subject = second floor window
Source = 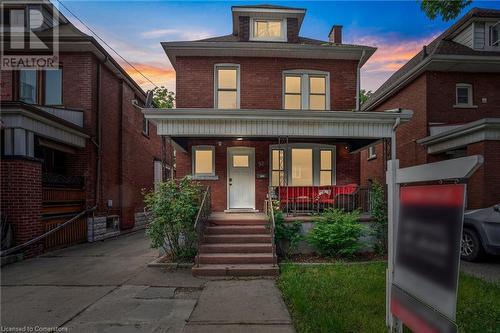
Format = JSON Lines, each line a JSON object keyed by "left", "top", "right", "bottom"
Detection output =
{"left": 283, "top": 71, "right": 330, "bottom": 110}
{"left": 215, "top": 65, "right": 239, "bottom": 109}
{"left": 455, "top": 83, "right": 473, "bottom": 107}
{"left": 18, "top": 69, "right": 62, "bottom": 105}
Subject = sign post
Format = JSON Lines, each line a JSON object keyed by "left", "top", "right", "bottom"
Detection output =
{"left": 386, "top": 155, "right": 483, "bottom": 333}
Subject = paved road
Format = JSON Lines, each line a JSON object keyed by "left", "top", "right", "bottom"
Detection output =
{"left": 1, "top": 231, "right": 294, "bottom": 332}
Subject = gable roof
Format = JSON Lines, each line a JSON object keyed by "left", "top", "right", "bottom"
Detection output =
{"left": 363, "top": 7, "right": 500, "bottom": 111}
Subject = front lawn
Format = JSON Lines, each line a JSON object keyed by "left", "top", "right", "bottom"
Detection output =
{"left": 278, "top": 262, "right": 500, "bottom": 333}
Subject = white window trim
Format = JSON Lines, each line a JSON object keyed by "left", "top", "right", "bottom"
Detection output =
{"left": 192, "top": 145, "right": 218, "bottom": 180}
{"left": 454, "top": 83, "right": 476, "bottom": 108}
{"left": 367, "top": 146, "right": 377, "bottom": 160}
{"left": 142, "top": 116, "right": 149, "bottom": 136}
{"left": 249, "top": 18, "right": 287, "bottom": 42}
{"left": 214, "top": 64, "right": 240, "bottom": 109}
{"left": 282, "top": 70, "right": 330, "bottom": 111}
{"left": 486, "top": 21, "right": 500, "bottom": 50}
{"left": 269, "top": 143, "right": 336, "bottom": 186}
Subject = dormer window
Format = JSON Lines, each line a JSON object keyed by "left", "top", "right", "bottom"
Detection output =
{"left": 250, "top": 18, "right": 286, "bottom": 42}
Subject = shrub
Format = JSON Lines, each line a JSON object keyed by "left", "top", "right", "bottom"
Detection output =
{"left": 370, "top": 181, "right": 388, "bottom": 255}
{"left": 274, "top": 210, "right": 302, "bottom": 258}
{"left": 307, "top": 208, "right": 363, "bottom": 257}
{"left": 144, "top": 178, "right": 201, "bottom": 262}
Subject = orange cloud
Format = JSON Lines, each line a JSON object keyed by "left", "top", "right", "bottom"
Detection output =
{"left": 121, "top": 62, "right": 176, "bottom": 92}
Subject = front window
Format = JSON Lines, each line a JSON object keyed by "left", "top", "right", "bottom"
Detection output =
{"left": 283, "top": 71, "right": 329, "bottom": 110}
{"left": 291, "top": 148, "right": 313, "bottom": 186}
{"left": 455, "top": 83, "right": 473, "bottom": 107}
{"left": 251, "top": 19, "right": 285, "bottom": 41}
{"left": 271, "top": 149, "right": 284, "bottom": 186}
{"left": 19, "top": 69, "right": 37, "bottom": 104}
{"left": 44, "top": 69, "right": 62, "bottom": 105}
{"left": 193, "top": 146, "right": 215, "bottom": 176}
{"left": 215, "top": 65, "right": 239, "bottom": 109}
{"left": 320, "top": 150, "right": 333, "bottom": 186}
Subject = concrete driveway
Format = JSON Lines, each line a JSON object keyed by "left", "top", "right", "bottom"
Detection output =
{"left": 1, "top": 231, "right": 206, "bottom": 332}
{"left": 1, "top": 231, "right": 294, "bottom": 333}
{"left": 461, "top": 257, "right": 500, "bottom": 283}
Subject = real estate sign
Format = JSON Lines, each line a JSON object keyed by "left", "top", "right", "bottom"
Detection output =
{"left": 391, "top": 184, "right": 466, "bottom": 333}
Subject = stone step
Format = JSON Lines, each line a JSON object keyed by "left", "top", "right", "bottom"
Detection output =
{"left": 203, "top": 234, "right": 272, "bottom": 244}
{"left": 199, "top": 243, "right": 273, "bottom": 253}
{"left": 205, "top": 225, "right": 269, "bottom": 235}
{"left": 209, "top": 219, "right": 268, "bottom": 226}
{"left": 196, "top": 253, "right": 276, "bottom": 265}
{"left": 192, "top": 264, "right": 279, "bottom": 277}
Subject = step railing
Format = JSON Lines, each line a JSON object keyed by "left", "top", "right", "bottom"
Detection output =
{"left": 194, "top": 186, "right": 211, "bottom": 267}
{"left": 266, "top": 187, "right": 277, "bottom": 267}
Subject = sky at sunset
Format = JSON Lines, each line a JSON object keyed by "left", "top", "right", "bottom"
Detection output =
{"left": 57, "top": 0, "right": 500, "bottom": 93}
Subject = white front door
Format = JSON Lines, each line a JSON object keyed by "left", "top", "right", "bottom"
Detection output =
{"left": 228, "top": 147, "right": 255, "bottom": 209}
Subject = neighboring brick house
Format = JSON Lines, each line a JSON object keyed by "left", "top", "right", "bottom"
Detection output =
{"left": 0, "top": 2, "right": 167, "bottom": 256}
{"left": 360, "top": 8, "right": 500, "bottom": 209}
{"left": 144, "top": 5, "right": 411, "bottom": 275}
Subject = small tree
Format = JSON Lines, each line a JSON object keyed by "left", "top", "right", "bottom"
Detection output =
{"left": 370, "top": 181, "right": 388, "bottom": 254}
{"left": 359, "top": 89, "right": 373, "bottom": 107}
{"left": 144, "top": 178, "right": 201, "bottom": 261}
{"left": 420, "top": 0, "right": 472, "bottom": 21}
{"left": 151, "top": 86, "right": 175, "bottom": 108}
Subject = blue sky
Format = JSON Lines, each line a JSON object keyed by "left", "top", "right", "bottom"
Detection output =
{"left": 57, "top": 0, "right": 500, "bottom": 92}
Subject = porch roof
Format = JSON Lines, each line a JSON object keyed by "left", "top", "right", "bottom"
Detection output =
{"left": 142, "top": 108, "right": 413, "bottom": 140}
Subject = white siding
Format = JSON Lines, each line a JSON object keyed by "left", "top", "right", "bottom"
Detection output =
{"left": 453, "top": 23, "right": 474, "bottom": 48}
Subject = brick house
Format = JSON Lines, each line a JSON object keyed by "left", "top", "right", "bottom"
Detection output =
{"left": 360, "top": 8, "right": 500, "bottom": 209}
{"left": 144, "top": 5, "right": 411, "bottom": 275}
{"left": 1, "top": 2, "right": 167, "bottom": 256}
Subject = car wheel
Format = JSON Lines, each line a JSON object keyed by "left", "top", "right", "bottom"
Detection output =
{"left": 461, "top": 228, "right": 483, "bottom": 262}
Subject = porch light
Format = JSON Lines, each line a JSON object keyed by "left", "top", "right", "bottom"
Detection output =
{"left": 236, "top": 137, "right": 244, "bottom": 141}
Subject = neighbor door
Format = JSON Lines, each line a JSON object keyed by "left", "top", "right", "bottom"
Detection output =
{"left": 228, "top": 147, "right": 255, "bottom": 209}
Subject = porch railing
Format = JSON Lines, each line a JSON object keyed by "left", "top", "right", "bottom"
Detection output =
{"left": 266, "top": 187, "right": 277, "bottom": 267}
{"left": 194, "top": 186, "right": 211, "bottom": 267}
{"left": 269, "top": 185, "right": 371, "bottom": 216}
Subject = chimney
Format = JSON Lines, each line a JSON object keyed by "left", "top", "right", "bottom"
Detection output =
{"left": 329, "top": 25, "right": 342, "bottom": 44}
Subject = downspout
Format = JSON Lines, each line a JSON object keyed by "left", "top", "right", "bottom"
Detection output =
{"left": 355, "top": 50, "right": 366, "bottom": 111}
{"left": 391, "top": 116, "right": 401, "bottom": 160}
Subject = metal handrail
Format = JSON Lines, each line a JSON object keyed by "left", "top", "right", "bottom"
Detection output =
{"left": 0, "top": 206, "right": 97, "bottom": 257}
{"left": 194, "top": 186, "right": 211, "bottom": 267}
{"left": 267, "top": 188, "right": 277, "bottom": 267}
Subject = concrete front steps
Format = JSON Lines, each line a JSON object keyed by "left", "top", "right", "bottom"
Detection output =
{"left": 192, "top": 214, "right": 278, "bottom": 277}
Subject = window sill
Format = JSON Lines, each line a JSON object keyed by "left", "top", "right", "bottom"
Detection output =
{"left": 367, "top": 155, "right": 377, "bottom": 161}
{"left": 453, "top": 104, "right": 478, "bottom": 109}
{"left": 189, "top": 175, "right": 219, "bottom": 181}
{"left": 142, "top": 131, "right": 150, "bottom": 139}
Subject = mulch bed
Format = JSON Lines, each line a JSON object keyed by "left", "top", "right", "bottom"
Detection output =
{"left": 281, "top": 252, "right": 387, "bottom": 264}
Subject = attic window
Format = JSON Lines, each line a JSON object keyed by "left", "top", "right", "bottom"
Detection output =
{"left": 250, "top": 19, "right": 286, "bottom": 41}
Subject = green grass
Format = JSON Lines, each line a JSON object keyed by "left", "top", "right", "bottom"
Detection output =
{"left": 278, "top": 262, "right": 500, "bottom": 333}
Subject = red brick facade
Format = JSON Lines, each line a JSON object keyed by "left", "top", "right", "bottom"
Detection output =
{"left": 0, "top": 158, "right": 43, "bottom": 257}
{"left": 361, "top": 71, "right": 500, "bottom": 208}
{"left": 0, "top": 51, "right": 162, "bottom": 254}
{"left": 176, "top": 57, "right": 357, "bottom": 110}
{"left": 176, "top": 139, "right": 360, "bottom": 212}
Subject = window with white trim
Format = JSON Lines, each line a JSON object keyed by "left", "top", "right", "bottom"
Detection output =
{"left": 192, "top": 146, "right": 215, "bottom": 176}
{"left": 291, "top": 148, "right": 313, "bottom": 186}
{"left": 319, "top": 150, "right": 333, "bottom": 186}
{"left": 368, "top": 146, "right": 377, "bottom": 160}
{"left": 271, "top": 149, "right": 285, "bottom": 186}
{"left": 283, "top": 71, "right": 330, "bottom": 110}
{"left": 250, "top": 18, "right": 286, "bottom": 42}
{"left": 215, "top": 65, "right": 239, "bottom": 109}
{"left": 455, "top": 83, "right": 473, "bottom": 107}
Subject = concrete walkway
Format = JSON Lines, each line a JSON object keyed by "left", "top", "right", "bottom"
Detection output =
{"left": 1, "top": 231, "right": 294, "bottom": 332}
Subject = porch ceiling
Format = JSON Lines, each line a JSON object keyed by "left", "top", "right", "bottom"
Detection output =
{"left": 143, "top": 108, "right": 413, "bottom": 140}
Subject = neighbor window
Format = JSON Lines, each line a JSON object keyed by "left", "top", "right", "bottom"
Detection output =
{"left": 251, "top": 19, "right": 285, "bottom": 41}
{"left": 19, "top": 69, "right": 37, "bottom": 104}
{"left": 215, "top": 65, "right": 239, "bottom": 109}
{"left": 193, "top": 146, "right": 215, "bottom": 176}
{"left": 271, "top": 149, "right": 285, "bottom": 186}
{"left": 488, "top": 21, "right": 499, "bottom": 47}
{"left": 142, "top": 116, "right": 149, "bottom": 136}
{"left": 44, "top": 69, "right": 62, "bottom": 105}
{"left": 283, "top": 71, "right": 329, "bottom": 110}
{"left": 455, "top": 83, "right": 473, "bottom": 107}
{"left": 319, "top": 149, "right": 333, "bottom": 186}
{"left": 368, "top": 146, "right": 377, "bottom": 160}
{"left": 291, "top": 148, "right": 313, "bottom": 186}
